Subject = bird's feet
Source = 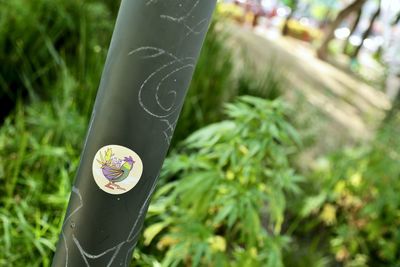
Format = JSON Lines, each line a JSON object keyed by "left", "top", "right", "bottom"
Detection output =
{"left": 104, "top": 182, "right": 126, "bottom": 191}
{"left": 105, "top": 182, "right": 115, "bottom": 190}
{"left": 114, "top": 184, "right": 126, "bottom": 191}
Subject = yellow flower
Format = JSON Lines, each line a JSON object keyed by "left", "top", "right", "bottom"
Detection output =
{"left": 250, "top": 247, "right": 258, "bottom": 258}
{"left": 208, "top": 236, "right": 226, "bottom": 252}
{"left": 320, "top": 204, "right": 337, "bottom": 225}
{"left": 226, "top": 170, "right": 235, "bottom": 180}
{"left": 334, "top": 181, "right": 346, "bottom": 194}
{"left": 350, "top": 172, "right": 362, "bottom": 187}
{"left": 335, "top": 247, "right": 349, "bottom": 262}
{"left": 157, "top": 236, "right": 178, "bottom": 250}
{"left": 258, "top": 183, "right": 267, "bottom": 192}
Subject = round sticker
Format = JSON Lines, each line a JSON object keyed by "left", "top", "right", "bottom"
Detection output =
{"left": 92, "top": 145, "right": 143, "bottom": 195}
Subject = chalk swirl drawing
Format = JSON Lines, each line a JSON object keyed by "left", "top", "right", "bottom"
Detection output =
{"left": 128, "top": 46, "right": 195, "bottom": 144}
{"left": 128, "top": 0, "right": 210, "bottom": 145}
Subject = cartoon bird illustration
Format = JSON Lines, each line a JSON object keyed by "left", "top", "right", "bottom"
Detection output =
{"left": 97, "top": 148, "right": 135, "bottom": 190}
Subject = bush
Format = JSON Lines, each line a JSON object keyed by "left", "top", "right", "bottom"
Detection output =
{"left": 299, "top": 116, "right": 400, "bottom": 267}
{"left": 141, "top": 96, "right": 302, "bottom": 266}
{"left": 282, "top": 19, "right": 322, "bottom": 43}
{"left": 216, "top": 3, "right": 245, "bottom": 23}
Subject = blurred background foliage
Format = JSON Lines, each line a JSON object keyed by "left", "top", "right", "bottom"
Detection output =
{"left": 1, "top": 0, "right": 400, "bottom": 266}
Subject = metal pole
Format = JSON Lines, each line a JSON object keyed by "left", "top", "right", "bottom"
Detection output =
{"left": 52, "top": 1, "right": 216, "bottom": 266}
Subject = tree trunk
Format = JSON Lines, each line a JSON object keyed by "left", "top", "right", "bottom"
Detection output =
{"left": 351, "top": 0, "right": 381, "bottom": 59}
{"left": 343, "top": 7, "right": 363, "bottom": 54}
{"left": 282, "top": 12, "right": 293, "bottom": 35}
{"left": 282, "top": 0, "right": 298, "bottom": 36}
{"left": 317, "top": 0, "right": 366, "bottom": 60}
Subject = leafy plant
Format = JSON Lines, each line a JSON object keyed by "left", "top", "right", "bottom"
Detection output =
{"left": 142, "top": 96, "right": 302, "bottom": 266}
{"left": 299, "top": 115, "right": 400, "bottom": 267}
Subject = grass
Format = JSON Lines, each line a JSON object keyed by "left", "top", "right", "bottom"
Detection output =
{"left": 0, "top": 0, "right": 113, "bottom": 120}
{"left": 0, "top": 70, "right": 87, "bottom": 265}
{"left": 0, "top": 0, "right": 113, "bottom": 264}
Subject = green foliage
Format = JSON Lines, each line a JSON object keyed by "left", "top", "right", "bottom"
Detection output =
{"left": 0, "top": 0, "right": 112, "bottom": 264}
{"left": 0, "top": 0, "right": 112, "bottom": 119}
{"left": 299, "top": 115, "right": 400, "bottom": 267}
{"left": 0, "top": 70, "right": 87, "bottom": 265}
{"left": 283, "top": 242, "right": 331, "bottom": 267}
{"left": 282, "top": 0, "right": 298, "bottom": 9}
{"left": 143, "top": 96, "right": 302, "bottom": 266}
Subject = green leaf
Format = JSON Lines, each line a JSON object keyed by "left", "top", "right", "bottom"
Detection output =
{"left": 301, "top": 193, "right": 327, "bottom": 216}
{"left": 143, "top": 222, "right": 169, "bottom": 246}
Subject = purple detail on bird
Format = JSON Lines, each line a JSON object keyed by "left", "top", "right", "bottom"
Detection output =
{"left": 124, "top": 156, "right": 135, "bottom": 165}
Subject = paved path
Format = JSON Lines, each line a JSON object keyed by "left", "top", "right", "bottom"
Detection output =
{"left": 229, "top": 25, "right": 391, "bottom": 156}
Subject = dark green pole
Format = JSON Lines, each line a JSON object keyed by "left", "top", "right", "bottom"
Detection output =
{"left": 52, "top": 1, "right": 216, "bottom": 266}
